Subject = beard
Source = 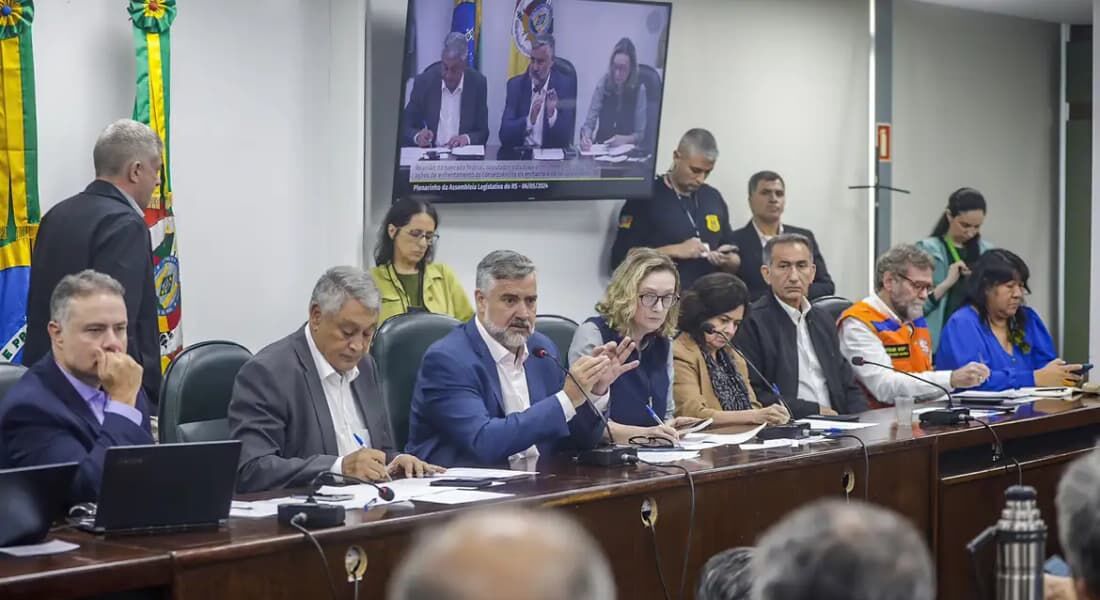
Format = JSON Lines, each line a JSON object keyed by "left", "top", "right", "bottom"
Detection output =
{"left": 890, "top": 297, "right": 925, "bottom": 323}
{"left": 484, "top": 318, "right": 532, "bottom": 352}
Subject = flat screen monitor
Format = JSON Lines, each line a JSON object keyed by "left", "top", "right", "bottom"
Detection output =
{"left": 393, "top": 0, "right": 673, "bottom": 203}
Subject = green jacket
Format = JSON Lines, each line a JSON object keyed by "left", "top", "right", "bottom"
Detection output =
{"left": 915, "top": 236, "right": 993, "bottom": 352}
{"left": 370, "top": 262, "right": 475, "bottom": 325}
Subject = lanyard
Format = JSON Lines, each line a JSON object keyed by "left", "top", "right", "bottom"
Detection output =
{"left": 943, "top": 236, "right": 963, "bottom": 264}
{"left": 665, "top": 174, "right": 700, "bottom": 237}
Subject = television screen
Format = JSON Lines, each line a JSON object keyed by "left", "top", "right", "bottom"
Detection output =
{"left": 393, "top": 0, "right": 672, "bottom": 203}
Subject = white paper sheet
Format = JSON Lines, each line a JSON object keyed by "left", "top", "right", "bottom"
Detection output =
{"left": 796, "top": 419, "right": 877, "bottom": 431}
{"left": 954, "top": 387, "right": 1074, "bottom": 399}
{"left": 0, "top": 539, "right": 79, "bottom": 557}
{"left": 414, "top": 489, "right": 513, "bottom": 505}
{"left": 740, "top": 435, "right": 829, "bottom": 451}
{"left": 533, "top": 148, "right": 565, "bottom": 160}
{"left": 636, "top": 450, "right": 700, "bottom": 464}
{"left": 579, "top": 144, "right": 609, "bottom": 156}
{"left": 450, "top": 144, "right": 485, "bottom": 157}
{"left": 679, "top": 424, "right": 766, "bottom": 449}
{"left": 441, "top": 467, "right": 537, "bottom": 480}
{"left": 606, "top": 143, "right": 635, "bottom": 156}
{"left": 595, "top": 154, "right": 628, "bottom": 163}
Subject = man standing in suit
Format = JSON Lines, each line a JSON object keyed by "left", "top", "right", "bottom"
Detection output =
{"left": 0, "top": 270, "right": 153, "bottom": 503}
{"left": 228, "top": 266, "right": 439, "bottom": 493}
{"left": 728, "top": 171, "right": 835, "bottom": 301}
{"left": 24, "top": 119, "right": 162, "bottom": 405}
{"left": 499, "top": 34, "right": 577, "bottom": 151}
{"left": 402, "top": 32, "right": 489, "bottom": 149}
{"left": 734, "top": 234, "right": 867, "bottom": 418}
{"left": 406, "top": 250, "right": 636, "bottom": 468}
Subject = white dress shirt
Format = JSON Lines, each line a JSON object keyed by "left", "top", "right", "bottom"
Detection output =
{"left": 474, "top": 318, "right": 576, "bottom": 469}
{"left": 114, "top": 185, "right": 144, "bottom": 216}
{"left": 525, "top": 76, "right": 559, "bottom": 147}
{"left": 839, "top": 294, "right": 953, "bottom": 404}
{"left": 776, "top": 295, "right": 831, "bottom": 408}
{"left": 436, "top": 75, "right": 464, "bottom": 146}
{"left": 303, "top": 325, "right": 372, "bottom": 473}
{"left": 752, "top": 220, "right": 783, "bottom": 248}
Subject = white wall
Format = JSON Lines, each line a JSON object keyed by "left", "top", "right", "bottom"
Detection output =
{"left": 892, "top": 0, "right": 1061, "bottom": 322}
{"left": 371, "top": 0, "right": 872, "bottom": 321}
{"left": 35, "top": 0, "right": 367, "bottom": 352}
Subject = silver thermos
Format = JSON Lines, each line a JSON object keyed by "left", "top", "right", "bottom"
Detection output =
{"left": 968, "top": 485, "right": 1047, "bottom": 600}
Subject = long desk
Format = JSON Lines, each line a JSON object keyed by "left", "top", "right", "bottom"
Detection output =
{"left": 3, "top": 398, "right": 1098, "bottom": 600}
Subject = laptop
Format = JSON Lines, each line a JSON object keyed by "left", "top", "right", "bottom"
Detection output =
{"left": 0, "top": 462, "right": 79, "bottom": 547}
{"left": 73, "top": 440, "right": 241, "bottom": 536}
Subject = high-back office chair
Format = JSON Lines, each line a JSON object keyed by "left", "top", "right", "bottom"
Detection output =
{"left": 811, "top": 295, "right": 854, "bottom": 324}
{"left": 534, "top": 315, "right": 580, "bottom": 369}
{"left": 551, "top": 57, "right": 579, "bottom": 146}
{"left": 636, "top": 64, "right": 663, "bottom": 154}
{"left": 371, "top": 312, "right": 461, "bottom": 451}
{"left": 0, "top": 363, "right": 27, "bottom": 402}
{"left": 158, "top": 341, "right": 253, "bottom": 443}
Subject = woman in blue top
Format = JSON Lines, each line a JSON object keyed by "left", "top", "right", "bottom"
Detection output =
{"left": 936, "top": 249, "right": 1082, "bottom": 391}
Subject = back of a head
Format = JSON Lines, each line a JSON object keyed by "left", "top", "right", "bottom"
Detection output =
{"left": 1057, "top": 448, "right": 1100, "bottom": 597}
{"left": 388, "top": 508, "right": 615, "bottom": 600}
{"left": 752, "top": 500, "right": 934, "bottom": 600}
{"left": 697, "top": 547, "right": 754, "bottom": 600}
{"left": 92, "top": 118, "right": 162, "bottom": 178}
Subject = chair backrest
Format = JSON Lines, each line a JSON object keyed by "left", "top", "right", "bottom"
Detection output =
{"left": 811, "top": 295, "right": 854, "bottom": 325}
{"left": 158, "top": 341, "right": 253, "bottom": 444}
{"left": 636, "top": 64, "right": 663, "bottom": 153}
{"left": 0, "top": 363, "right": 27, "bottom": 403}
{"left": 371, "top": 312, "right": 461, "bottom": 451}
{"left": 535, "top": 315, "right": 580, "bottom": 368}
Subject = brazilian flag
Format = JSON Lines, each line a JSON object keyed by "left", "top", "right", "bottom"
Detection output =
{"left": 450, "top": 0, "right": 480, "bottom": 69}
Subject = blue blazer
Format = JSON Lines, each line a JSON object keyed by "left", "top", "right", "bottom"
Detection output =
{"left": 499, "top": 70, "right": 577, "bottom": 150}
{"left": 405, "top": 320, "right": 604, "bottom": 467}
{"left": 936, "top": 305, "right": 1057, "bottom": 391}
{"left": 0, "top": 355, "right": 153, "bottom": 503}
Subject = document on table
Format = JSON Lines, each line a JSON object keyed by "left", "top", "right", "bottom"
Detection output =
{"left": 399, "top": 146, "right": 451, "bottom": 166}
{"left": 606, "top": 143, "right": 635, "bottom": 156}
{"left": 533, "top": 148, "right": 565, "bottom": 160}
{"left": 637, "top": 450, "right": 700, "bottom": 463}
{"left": 441, "top": 467, "right": 537, "bottom": 480}
{"left": 450, "top": 144, "right": 485, "bottom": 157}
{"left": 579, "top": 144, "right": 609, "bottom": 156}
{"left": 796, "top": 419, "right": 877, "bottom": 431}
{"left": 741, "top": 436, "right": 829, "bottom": 451}
{"left": 0, "top": 539, "right": 79, "bottom": 557}
{"left": 595, "top": 154, "right": 628, "bottom": 163}
{"left": 679, "top": 424, "right": 765, "bottom": 450}
{"left": 954, "top": 387, "right": 1074, "bottom": 400}
{"left": 414, "top": 489, "right": 513, "bottom": 505}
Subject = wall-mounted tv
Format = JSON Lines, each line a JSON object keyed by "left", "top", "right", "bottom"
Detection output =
{"left": 393, "top": 0, "right": 673, "bottom": 203}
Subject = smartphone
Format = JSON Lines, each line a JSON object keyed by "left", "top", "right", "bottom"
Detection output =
{"left": 428, "top": 478, "right": 495, "bottom": 488}
{"left": 1073, "top": 363, "right": 1094, "bottom": 376}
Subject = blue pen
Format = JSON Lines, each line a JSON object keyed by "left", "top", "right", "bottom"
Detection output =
{"left": 643, "top": 403, "right": 663, "bottom": 427}
{"left": 353, "top": 433, "right": 366, "bottom": 447}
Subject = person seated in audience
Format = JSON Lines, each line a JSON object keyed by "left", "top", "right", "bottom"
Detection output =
{"left": 728, "top": 170, "right": 835, "bottom": 301}
{"left": 839, "top": 244, "right": 989, "bottom": 405}
{"left": 401, "top": 32, "right": 489, "bottom": 149}
{"left": 387, "top": 507, "right": 615, "bottom": 600}
{"left": 936, "top": 249, "right": 1081, "bottom": 391}
{"left": 673, "top": 273, "right": 789, "bottom": 425}
{"left": 0, "top": 270, "right": 153, "bottom": 503}
{"left": 734, "top": 234, "right": 867, "bottom": 418}
{"left": 568, "top": 248, "right": 701, "bottom": 445}
{"left": 371, "top": 197, "right": 473, "bottom": 325}
{"left": 753, "top": 499, "right": 935, "bottom": 600}
{"left": 915, "top": 187, "right": 991, "bottom": 352}
{"left": 579, "top": 37, "right": 647, "bottom": 151}
{"left": 229, "top": 266, "right": 439, "bottom": 493}
{"left": 406, "top": 250, "right": 634, "bottom": 468}
{"left": 1052, "top": 448, "right": 1100, "bottom": 600}
{"left": 696, "top": 547, "right": 754, "bottom": 600}
{"left": 499, "top": 33, "right": 577, "bottom": 151}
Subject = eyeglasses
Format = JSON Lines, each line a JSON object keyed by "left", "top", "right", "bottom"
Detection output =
{"left": 639, "top": 293, "right": 680, "bottom": 309}
{"left": 403, "top": 229, "right": 438, "bottom": 245}
{"left": 895, "top": 272, "right": 933, "bottom": 294}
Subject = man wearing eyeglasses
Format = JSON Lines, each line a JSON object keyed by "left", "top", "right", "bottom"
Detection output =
{"left": 837, "top": 244, "right": 989, "bottom": 407}
{"left": 734, "top": 233, "right": 867, "bottom": 418}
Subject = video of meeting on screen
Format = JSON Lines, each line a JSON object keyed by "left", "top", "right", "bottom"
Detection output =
{"left": 393, "top": 0, "right": 672, "bottom": 203}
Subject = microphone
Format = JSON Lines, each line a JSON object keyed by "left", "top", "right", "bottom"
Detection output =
{"left": 849, "top": 356, "right": 970, "bottom": 426}
{"left": 311, "top": 471, "right": 396, "bottom": 502}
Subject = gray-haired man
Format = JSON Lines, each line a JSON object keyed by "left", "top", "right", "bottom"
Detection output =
{"left": 229, "top": 266, "right": 440, "bottom": 493}
{"left": 402, "top": 32, "right": 489, "bottom": 149}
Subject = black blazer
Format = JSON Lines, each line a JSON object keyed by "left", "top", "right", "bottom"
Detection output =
{"left": 228, "top": 328, "right": 396, "bottom": 493}
{"left": 728, "top": 221, "right": 835, "bottom": 301}
{"left": 402, "top": 64, "right": 489, "bottom": 147}
{"left": 24, "top": 181, "right": 161, "bottom": 405}
{"left": 499, "top": 70, "right": 577, "bottom": 150}
{"left": 733, "top": 294, "right": 867, "bottom": 418}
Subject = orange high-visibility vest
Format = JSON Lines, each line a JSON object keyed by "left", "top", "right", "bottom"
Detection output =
{"left": 839, "top": 301, "right": 934, "bottom": 407}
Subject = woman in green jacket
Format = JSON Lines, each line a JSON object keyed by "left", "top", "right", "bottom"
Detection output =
{"left": 371, "top": 198, "right": 474, "bottom": 325}
{"left": 915, "top": 187, "right": 992, "bottom": 351}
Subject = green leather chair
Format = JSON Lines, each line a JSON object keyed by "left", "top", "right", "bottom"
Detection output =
{"left": 371, "top": 312, "right": 461, "bottom": 451}
{"left": 158, "top": 341, "right": 252, "bottom": 443}
{"left": 0, "top": 362, "right": 27, "bottom": 403}
{"left": 535, "top": 314, "right": 580, "bottom": 368}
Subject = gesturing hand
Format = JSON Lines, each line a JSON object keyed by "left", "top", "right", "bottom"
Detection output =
{"left": 589, "top": 338, "right": 640, "bottom": 396}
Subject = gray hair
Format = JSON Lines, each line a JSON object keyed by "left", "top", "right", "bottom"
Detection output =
{"left": 442, "top": 31, "right": 469, "bottom": 61}
{"left": 752, "top": 499, "right": 934, "bottom": 600}
{"left": 388, "top": 508, "right": 615, "bottom": 600}
{"left": 475, "top": 250, "right": 536, "bottom": 292}
{"left": 875, "top": 244, "right": 934, "bottom": 291}
{"left": 309, "top": 266, "right": 380, "bottom": 316}
{"left": 762, "top": 232, "right": 812, "bottom": 266}
{"left": 532, "top": 33, "right": 556, "bottom": 54}
{"left": 1057, "top": 448, "right": 1100, "bottom": 596}
{"left": 50, "top": 270, "right": 126, "bottom": 325}
{"left": 678, "top": 128, "right": 719, "bottom": 161}
{"left": 697, "top": 547, "right": 754, "bottom": 600}
{"left": 93, "top": 119, "right": 163, "bottom": 177}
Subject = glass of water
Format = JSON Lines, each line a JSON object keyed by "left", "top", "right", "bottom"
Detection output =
{"left": 894, "top": 396, "right": 915, "bottom": 429}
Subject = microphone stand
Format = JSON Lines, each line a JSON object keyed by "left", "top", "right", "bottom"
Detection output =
{"left": 850, "top": 356, "right": 970, "bottom": 426}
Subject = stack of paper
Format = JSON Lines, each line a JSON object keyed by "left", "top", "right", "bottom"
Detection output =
{"left": 795, "top": 419, "right": 877, "bottom": 431}
{"left": 954, "top": 387, "right": 1074, "bottom": 400}
{"left": 606, "top": 143, "right": 635, "bottom": 156}
{"left": 595, "top": 154, "right": 628, "bottom": 163}
{"left": 637, "top": 450, "right": 700, "bottom": 463}
{"left": 450, "top": 144, "right": 485, "bottom": 157}
{"left": 679, "top": 424, "right": 765, "bottom": 450}
{"left": 533, "top": 148, "right": 565, "bottom": 160}
{"left": 579, "top": 144, "right": 609, "bottom": 156}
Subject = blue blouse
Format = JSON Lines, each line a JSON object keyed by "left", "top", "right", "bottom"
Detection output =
{"left": 935, "top": 305, "right": 1056, "bottom": 391}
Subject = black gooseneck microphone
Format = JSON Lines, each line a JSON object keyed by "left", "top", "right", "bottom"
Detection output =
{"left": 312, "top": 470, "right": 396, "bottom": 502}
{"left": 849, "top": 356, "right": 971, "bottom": 426}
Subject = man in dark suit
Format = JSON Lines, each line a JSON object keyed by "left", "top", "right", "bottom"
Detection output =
{"left": 402, "top": 32, "right": 489, "bottom": 149}
{"left": 499, "top": 33, "right": 577, "bottom": 151}
{"left": 229, "top": 266, "right": 439, "bottom": 493}
{"left": 406, "top": 250, "right": 635, "bottom": 468}
{"left": 734, "top": 234, "right": 867, "bottom": 418}
{"left": 728, "top": 171, "right": 835, "bottom": 301}
{"left": 24, "top": 119, "right": 162, "bottom": 405}
{"left": 0, "top": 270, "right": 153, "bottom": 504}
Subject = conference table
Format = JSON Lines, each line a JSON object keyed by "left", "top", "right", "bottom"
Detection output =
{"left": 2, "top": 396, "right": 1098, "bottom": 600}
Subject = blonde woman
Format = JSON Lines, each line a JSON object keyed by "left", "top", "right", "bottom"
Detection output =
{"left": 568, "top": 248, "right": 701, "bottom": 444}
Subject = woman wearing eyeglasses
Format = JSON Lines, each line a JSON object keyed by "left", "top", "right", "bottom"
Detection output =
{"left": 673, "top": 272, "right": 789, "bottom": 425}
{"left": 568, "top": 248, "right": 701, "bottom": 445}
{"left": 371, "top": 198, "right": 474, "bottom": 325}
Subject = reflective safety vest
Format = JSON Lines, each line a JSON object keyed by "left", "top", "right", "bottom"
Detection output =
{"left": 839, "top": 302, "right": 934, "bottom": 407}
